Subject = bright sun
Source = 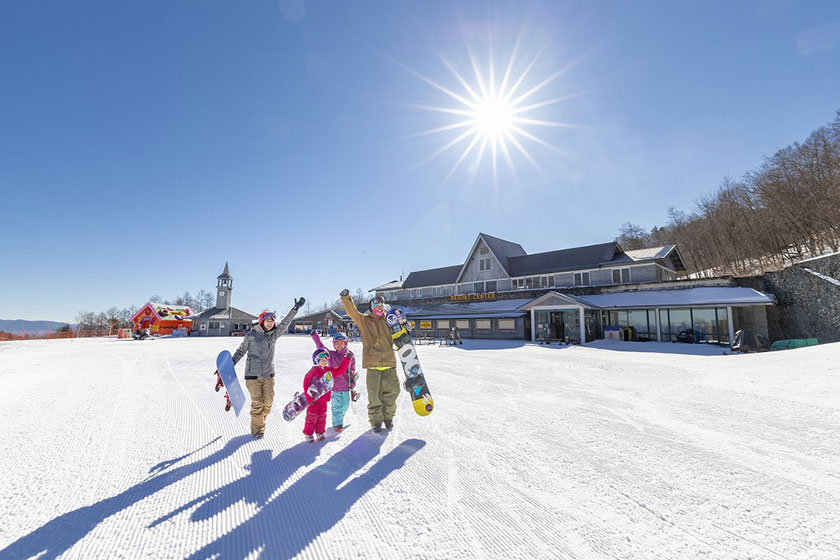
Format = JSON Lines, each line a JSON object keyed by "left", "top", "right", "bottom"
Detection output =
{"left": 404, "top": 36, "right": 584, "bottom": 184}
{"left": 473, "top": 96, "right": 514, "bottom": 139}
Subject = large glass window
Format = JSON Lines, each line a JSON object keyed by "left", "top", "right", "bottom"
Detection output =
{"left": 498, "top": 319, "right": 516, "bottom": 330}
{"left": 574, "top": 272, "right": 590, "bottom": 286}
{"left": 437, "top": 320, "right": 450, "bottom": 330}
{"left": 659, "top": 308, "right": 730, "bottom": 343}
{"left": 474, "top": 282, "right": 484, "bottom": 293}
{"left": 716, "top": 308, "right": 729, "bottom": 343}
{"left": 485, "top": 280, "right": 497, "bottom": 292}
{"left": 456, "top": 320, "right": 469, "bottom": 329}
{"left": 692, "top": 308, "right": 716, "bottom": 343}
{"left": 475, "top": 319, "right": 491, "bottom": 329}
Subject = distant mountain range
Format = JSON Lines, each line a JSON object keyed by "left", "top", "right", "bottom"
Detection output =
{"left": 0, "top": 320, "right": 73, "bottom": 334}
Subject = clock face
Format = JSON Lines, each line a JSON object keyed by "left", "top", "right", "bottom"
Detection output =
{"left": 219, "top": 290, "right": 225, "bottom": 297}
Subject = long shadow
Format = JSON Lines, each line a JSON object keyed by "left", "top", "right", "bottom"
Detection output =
{"left": 149, "top": 440, "right": 322, "bottom": 528}
{"left": 181, "top": 433, "right": 426, "bottom": 559}
{"left": 147, "top": 436, "right": 222, "bottom": 477}
{"left": 440, "top": 339, "right": 529, "bottom": 351}
{"left": 0, "top": 435, "right": 252, "bottom": 560}
{"left": 584, "top": 340, "right": 730, "bottom": 356}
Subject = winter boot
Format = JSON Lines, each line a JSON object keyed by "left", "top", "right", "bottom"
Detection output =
{"left": 316, "top": 432, "right": 326, "bottom": 441}
{"left": 384, "top": 419, "right": 393, "bottom": 430}
{"left": 253, "top": 433, "right": 264, "bottom": 440}
{"left": 333, "top": 425, "right": 344, "bottom": 433}
{"left": 304, "top": 434, "right": 315, "bottom": 443}
{"left": 372, "top": 423, "right": 383, "bottom": 433}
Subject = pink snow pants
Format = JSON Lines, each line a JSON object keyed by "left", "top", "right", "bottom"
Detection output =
{"left": 303, "top": 397, "right": 328, "bottom": 436}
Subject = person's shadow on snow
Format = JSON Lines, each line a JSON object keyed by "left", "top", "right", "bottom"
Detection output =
{"left": 175, "top": 433, "right": 426, "bottom": 559}
{"left": 0, "top": 435, "right": 253, "bottom": 560}
{"left": 149, "top": 438, "right": 323, "bottom": 528}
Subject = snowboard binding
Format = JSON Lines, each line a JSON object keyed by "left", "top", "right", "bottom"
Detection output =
{"left": 214, "top": 370, "right": 224, "bottom": 392}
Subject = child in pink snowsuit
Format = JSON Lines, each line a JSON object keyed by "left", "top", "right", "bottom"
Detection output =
{"left": 311, "top": 330, "right": 357, "bottom": 431}
{"left": 302, "top": 348, "right": 349, "bottom": 442}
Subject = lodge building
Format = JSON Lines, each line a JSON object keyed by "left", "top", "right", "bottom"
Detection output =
{"left": 371, "top": 233, "right": 774, "bottom": 344}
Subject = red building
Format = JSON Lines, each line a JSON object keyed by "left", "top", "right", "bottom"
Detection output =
{"left": 131, "top": 303, "right": 192, "bottom": 336}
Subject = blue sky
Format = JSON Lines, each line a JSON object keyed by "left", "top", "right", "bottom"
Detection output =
{"left": 2, "top": 1, "right": 839, "bottom": 323}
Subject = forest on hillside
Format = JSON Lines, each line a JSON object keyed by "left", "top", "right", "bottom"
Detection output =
{"left": 617, "top": 111, "right": 840, "bottom": 277}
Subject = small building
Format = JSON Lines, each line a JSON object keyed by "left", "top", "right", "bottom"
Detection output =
{"left": 189, "top": 263, "right": 258, "bottom": 336}
{"left": 131, "top": 304, "right": 192, "bottom": 336}
{"left": 288, "top": 309, "right": 346, "bottom": 333}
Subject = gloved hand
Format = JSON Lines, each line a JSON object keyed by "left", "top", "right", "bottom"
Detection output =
{"left": 339, "top": 289, "right": 349, "bottom": 297}
{"left": 351, "top": 390, "right": 360, "bottom": 402}
{"left": 294, "top": 297, "right": 305, "bottom": 310}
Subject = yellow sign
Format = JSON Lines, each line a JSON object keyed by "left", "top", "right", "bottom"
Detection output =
{"left": 450, "top": 292, "right": 496, "bottom": 302}
{"left": 408, "top": 321, "right": 416, "bottom": 330}
{"left": 420, "top": 321, "right": 432, "bottom": 329}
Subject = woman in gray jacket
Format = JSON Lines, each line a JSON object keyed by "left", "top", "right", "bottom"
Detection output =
{"left": 232, "top": 298, "right": 304, "bottom": 438}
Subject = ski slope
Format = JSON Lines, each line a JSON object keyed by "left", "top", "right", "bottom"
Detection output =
{"left": 0, "top": 335, "right": 838, "bottom": 559}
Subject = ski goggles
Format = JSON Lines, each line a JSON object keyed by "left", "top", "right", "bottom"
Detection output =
{"left": 333, "top": 333, "right": 348, "bottom": 343}
{"left": 258, "top": 312, "right": 276, "bottom": 322}
{"left": 315, "top": 351, "right": 330, "bottom": 361}
{"left": 370, "top": 296, "right": 385, "bottom": 308}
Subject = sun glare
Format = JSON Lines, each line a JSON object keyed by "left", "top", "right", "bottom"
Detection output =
{"left": 404, "top": 34, "right": 585, "bottom": 184}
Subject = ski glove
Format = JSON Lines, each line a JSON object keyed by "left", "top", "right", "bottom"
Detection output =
{"left": 294, "top": 297, "right": 305, "bottom": 310}
{"left": 339, "top": 289, "right": 349, "bottom": 297}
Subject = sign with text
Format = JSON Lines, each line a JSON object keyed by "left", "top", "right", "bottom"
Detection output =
{"left": 450, "top": 292, "right": 497, "bottom": 302}
{"left": 420, "top": 321, "right": 432, "bottom": 329}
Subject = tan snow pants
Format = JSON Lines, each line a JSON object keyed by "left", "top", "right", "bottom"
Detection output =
{"left": 245, "top": 378, "right": 275, "bottom": 436}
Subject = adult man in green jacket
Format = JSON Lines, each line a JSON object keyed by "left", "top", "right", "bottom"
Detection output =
{"left": 340, "top": 289, "right": 398, "bottom": 433}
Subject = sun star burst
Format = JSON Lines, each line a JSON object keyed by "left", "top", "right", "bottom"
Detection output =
{"left": 406, "top": 39, "right": 585, "bottom": 184}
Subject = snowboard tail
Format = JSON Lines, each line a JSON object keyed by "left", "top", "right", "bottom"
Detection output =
{"left": 215, "top": 350, "right": 246, "bottom": 417}
{"left": 283, "top": 371, "right": 334, "bottom": 422}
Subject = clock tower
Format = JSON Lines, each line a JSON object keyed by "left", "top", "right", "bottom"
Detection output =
{"left": 216, "top": 262, "right": 233, "bottom": 309}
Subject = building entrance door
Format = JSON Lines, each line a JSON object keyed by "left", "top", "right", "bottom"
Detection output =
{"left": 549, "top": 312, "right": 565, "bottom": 340}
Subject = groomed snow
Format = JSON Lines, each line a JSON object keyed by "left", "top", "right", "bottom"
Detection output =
{"left": 1, "top": 336, "right": 838, "bottom": 559}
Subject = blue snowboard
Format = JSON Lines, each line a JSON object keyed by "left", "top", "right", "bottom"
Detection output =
{"left": 215, "top": 350, "right": 246, "bottom": 417}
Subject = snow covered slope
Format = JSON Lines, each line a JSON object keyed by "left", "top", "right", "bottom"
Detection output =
{"left": 0, "top": 336, "right": 837, "bottom": 559}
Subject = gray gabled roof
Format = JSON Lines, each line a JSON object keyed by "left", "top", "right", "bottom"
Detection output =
{"left": 479, "top": 233, "right": 527, "bottom": 276}
{"left": 402, "top": 265, "right": 462, "bottom": 289}
{"left": 507, "top": 242, "right": 621, "bottom": 277}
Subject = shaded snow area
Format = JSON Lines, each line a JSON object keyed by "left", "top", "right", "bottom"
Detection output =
{"left": 1, "top": 336, "right": 838, "bottom": 559}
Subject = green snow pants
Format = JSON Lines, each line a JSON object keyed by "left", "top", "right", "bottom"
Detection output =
{"left": 366, "top": 367, "right": 399, "bottom": 427}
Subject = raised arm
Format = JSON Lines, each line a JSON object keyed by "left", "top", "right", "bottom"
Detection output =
{"left": 340, "top": 290, "right": 363, "bottom": 324}
{"left": 310, "top": 330, "right": 324, "bottom": 348}
{"left": 276, "top": 297, "right": 305, "bottom": 335}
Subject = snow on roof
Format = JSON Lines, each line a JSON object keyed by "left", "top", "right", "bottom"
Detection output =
{"left": 624, "top": 245, "right": 676, "bottom": 261}
{"left": 372, "top": 280, "right": 403, "bottom": 291}
{"left": 574, "top": 287, "right": 775, "bottom": 309}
